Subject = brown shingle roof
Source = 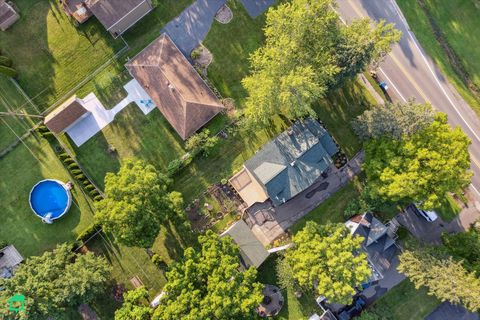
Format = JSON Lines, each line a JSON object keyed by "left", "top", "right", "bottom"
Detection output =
{"left": 125, "top": 33, "right": 224, "bottom": 139}
{"left": 44, "top": 96, "right": 89, "bottom": 134}
{"left": 86, "top": 0, "right": 147, "bottom": 30}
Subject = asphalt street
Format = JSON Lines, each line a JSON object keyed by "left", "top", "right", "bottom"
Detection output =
{"left": 336, "top": 0, "right": 480, "bottom": 201}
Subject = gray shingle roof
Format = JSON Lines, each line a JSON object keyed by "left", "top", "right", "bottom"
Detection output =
{"left": 245, "top": 118, "right": 338, "bottom": 206}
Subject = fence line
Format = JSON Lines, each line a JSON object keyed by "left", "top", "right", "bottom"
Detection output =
{"left": 9, "top": 78, "right": 41, "bottom": 114}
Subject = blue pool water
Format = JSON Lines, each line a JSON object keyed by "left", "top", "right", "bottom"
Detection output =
{"left": 29, "top": 180, "right": 70, "bottom": 219}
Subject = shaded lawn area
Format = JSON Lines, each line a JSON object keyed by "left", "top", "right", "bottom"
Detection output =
{"left": 435, "top": 194, "right": 461, "bottom": 222}
{"left": 0, "top": 134, "right": 94, "bottom": 257}
{"left": 257, "top": 254, "right": 321, "bottom": 320}
{"left": 203, "top": 0, "right": 267, "bottom": 104}
{"left": 397, "top": 0, "right": 480, "bottom": 114}
{"left": 0, "top": 76, "right": 37, "bottom": 150}
{"left": 0, "top": 0, "right": 124, "bottom": 110}
{"left": 368, "top": 279, "right": 440, "bottom": 320}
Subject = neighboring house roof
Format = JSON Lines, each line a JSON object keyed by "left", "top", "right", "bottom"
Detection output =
{"left": 221, "top": 220, "right": 269, "bottom": 268}
{"left": 345, "top": 213, "right": 398, "bottom": 283}
{"left": 63, "top": 0, "right": 92, "bottom": 23}
{"left": 86, "top": 0, "right": 150, "bottom": 33}
{"left": 125, "top": 33, "right": 224, "bottom": 139}
{"left": 0, "top": 245, "right": 23, "bottom": 279}
{"left": 243, "top": 118, "right": 338, "bottom": 207}
{"left": 309, "top": 311, "right": 338, "bottom": 320}
{"left": 44, "top": 95, "right": 89, "bottom": 134}
{"left": 0, "top": 0, "right": 19, "bottom": 31}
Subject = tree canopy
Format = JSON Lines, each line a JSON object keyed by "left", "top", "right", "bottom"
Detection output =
{"left": 0, "top": 243, "right": 110, "bottom": 318}
{"left": 398, "top": 248, "right": 480, "bottom": 312}
{"left": 152, "top": 231, "right": 263, "bottom": 320}
{"left": 115, "top": 287, "right": 153, "bottom": 320}
{"left": 363, "top": 113, "right": 471, "bottom": 209}
{"left": 242, "top": 0, "right": 401, "bottom": 127}
{"left": 442, "top": 225, "right": 480, "bottom": 275}
{"left": 285, "top": 221, "right": 371, "bottom": 305}
{"left": 95, "top": 159, "right": 186, "bottom": 247}
{"left": 352, "top": 101, "right": 436, "bottom": 140}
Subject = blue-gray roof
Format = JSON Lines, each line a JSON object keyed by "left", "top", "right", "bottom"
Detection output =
{"left": 245, "top": 118, "right": 338, "bottom": 206}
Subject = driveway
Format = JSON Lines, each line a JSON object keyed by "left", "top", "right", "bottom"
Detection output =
{"left": 425, "top": 302, "right": 479, "bottom": 320}
{"left": 362, "top": 256, "right": 405, "bottom": 305}
{"left": 395, "top": 206, "right": 448, "bottom": 245}
{"left": 162, "top": 0, "right": 275, "bottom": 56}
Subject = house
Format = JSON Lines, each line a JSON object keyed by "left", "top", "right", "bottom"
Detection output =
{"left": 0, "top": 0, "right": 19, "bottom": 31}
{"left": 230, "top": 118, "right": 338, "bottom": 207}
{"left": 345, "top": 213, "right": 398, "bottom": 284}
{"left": 221, "top": 220, "right": 269, "bottom": 269}
{"left": 125, "top": 33, "right": 224, "bottom": 140}
{"left": 44, "top": 95, "right": 90, "bottom": 134}
{"left": 0, "top": 244, "right": 23, "bottom": 279}
{"left": 62, "top": 0, "right": 152, "bottom": 37}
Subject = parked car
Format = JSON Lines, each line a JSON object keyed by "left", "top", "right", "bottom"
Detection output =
{"left": 337, "top": 295, "right": 367, "bottom": 320}
{"left": 410, "top": 204, "right": 438, "bottom": 222}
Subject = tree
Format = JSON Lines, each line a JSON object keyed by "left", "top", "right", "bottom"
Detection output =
{"left": 95, "top": 159, "right": 186, "bottom": 247}
{"left": 115, "top": 287, "right": 153, "bottom": 320}
{"left": 442, "top": 226, "right": 480, "bottom": 275}
{"left": 242, "top": 0, "right": 400, "bottom": 127}
{"left": 398, "top": 249, "right": 480, "bottom": 312}
{"left": 185, "top": 129, "right": 219, "bottom": 157}
{"left": 285, "top": 221, "right": 371, "bottom": 305}
{"left": 152, "top": 231, "right": 263, "bottom": 320}
{"left": 364, "top": 113, "right": 472, "bottom": 210}
{"left": 276, "top": 256, "right": 296, "bottom": 291}
{"left": 0, "top": 243, "right": 110, "bottom": 318}
{"left": 352, "top": 101, "right": 436, "bottom": 140}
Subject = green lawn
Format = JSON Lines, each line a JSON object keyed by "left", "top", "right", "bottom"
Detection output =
{"left": 367, "top": 279, "right": 440, "bottom": 320}
{"left": 397, "top": 0, "right": 480, "bottom": 114}
{"left": 0, "top": 134, "right": 94, "bottom": 257}
{"left": 0, "top": 0, "right": 124, "bottom": 110}
{"left": 0, "top": 76, "right": 37, "bottom": 150}
{"left": 257, "top": 255, "right": 322, "bottom": 320}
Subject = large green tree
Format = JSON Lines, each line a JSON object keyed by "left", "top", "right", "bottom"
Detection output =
{"left": 115, "top": 287, "right": 153, "bottom": 320}
{"left": 442, "top": 226, "right": 480, "bottom": 275}
{"left": 285, "top": 221, "right": 371, "bottom": 305}
{"left": 242, "top": 0, "right": 400, "bottom": 127}
{"left": 352, "top": 101, "right": 436, "bottom": 140}
{"left": 95, "top": 159, "right": 186, "bottom": 247}
{"left": 398, "top": 249, "right": 480, "bottom": 312}
{"left": 0, "top": 243, "right": 110, "bottom": 318}
{"left": 152, "top": 231, "right": 263, "bottom": 320}
{"left": 364, "top": 113, "right": 471, "bottom": 209}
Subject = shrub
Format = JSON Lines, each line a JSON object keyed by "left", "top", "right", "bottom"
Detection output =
{"left": 76, "top": 222, "right": 102, "bottom": 242}
{"left": 89, "top": 190, "right": 99, "bottom": 197}
{"left": 41, "top": 132, "right": 54, "bottom": 138}
{"left": 84, "top": 184, "right": 95, "bottom": 191}
{"left": 167, "top": 158, "right": 183, "bottom": 176}
{"left": 83, "top": 180, "right": 90, "bottom": 186}
{"left": 0, "top": 55, "right": 12, "bottom": 67}
{"left": 185, "top": 129, "right": 219, "bottom": 157}
{"left": 59, "top": 153, "right": 69, "bottom": 159}
{"left": 93, "top": 195, "right": 103, "bottom": 202}
{"left": 74, "top": 174, "right": 85, "bottom": 180}
{"left": 151, "top": 254, "right": 168, "bottom": 270}
{"left": 191, "top": 49, "right": 201, "bottom": 60}
{"left": 63, "top": 158, "right": 74, "bottom": 164}
{"left": 71, "top": 169, "right": 82, "bottom": 175}
{"left": 68, "top": 163, "right": 79, "bottom": 169}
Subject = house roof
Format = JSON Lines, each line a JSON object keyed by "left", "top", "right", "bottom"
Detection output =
{"left": 229, "top": 167, "right": 269, "bottom": 207}
{"left": 0, "top": 0, "right": 17, "bottom": 26}
{"left": 86, "top": 0, "right": 147, "bottom": 31}
{"left": 346, "top": 213, "right": 398, "bottom": 281}
{"left": 0, "top": 245, "right": 23, "bottom": 270}
{"left": 221, "top": 220, "right": 269, "bottom": 268}
{"left": 63, "top": 0, "right": 92, "bottom": 23}
{"left": 244, "top": 118, "right": 338, "bottom": 206}
{"left": 126, "top": 33, "right": 224, "bottom": 139}
{"left": 44, "top": 95, "right": 89, "bottom": 134}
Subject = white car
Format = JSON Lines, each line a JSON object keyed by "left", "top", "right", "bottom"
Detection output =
{"left": 411, "top": 204, "right": 438, "bottom": 222}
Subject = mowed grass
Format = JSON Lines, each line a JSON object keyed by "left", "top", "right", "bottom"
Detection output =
{"left": 368, "top": 279, "right": 440, "bottom": 320}
{"left": 0, "top": 0, "right": 124, "bottom": 110}
{"left": 397, "top": 0, "right": 480, "bottom": 113}
{"left": 0, "top": 134, "right": 94, "bottom": 257}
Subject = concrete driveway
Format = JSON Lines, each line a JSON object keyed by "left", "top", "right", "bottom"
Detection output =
{"left": 425, "top": 302, "right": 479, "bottom": 320}
{"left": 395, "top": 206, "right": 448, "bottom": 245}
{"left": 240, "top": 0, "right": 276, "bottom": 18}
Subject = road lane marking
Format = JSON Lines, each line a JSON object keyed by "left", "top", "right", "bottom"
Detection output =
{"left": 377, "top": 68, "right": 407, "bottom": 102}
{"left": 470, "top": 184, "right": 480, "bottom": 197}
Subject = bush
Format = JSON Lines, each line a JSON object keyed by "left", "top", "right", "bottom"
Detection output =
{"left": 185, "top": 129, "right": 220, "bottom": 157}
{"left": 0, "top": 55, "right": 12, "bottom": 67}
{"left": 71, "top": 169, "right": 82, "bottom": 175}
{"left": 93, "top": 195, "right": 103, "bottom": 202}
{"left": 0, "top": 65, "right": 17, "bottom": 77}
{"left": 84, "top": 184, "right": 95, "bottom": 191}
{"left": 83, "top": 180, "right": 90, "bottom": 186}
{"left": 76, "top": 222, "right": 102, "bottom": 242}
{"left": 89, "top": 190, "right": 99, "bottom": 197}
{"left": 167, "top": 158, "right": 184, "bottom": 176}
{"left": 41, "top": 132, "right": 54, "bottom": 138}
{"left": 152, "top": 254, "right": 168, "bottom": 270}
{"left": 191, "top": 49, "right": 201, "bottom": 60}
{"left": 59, "top": 152, "right": 69, "bottom": 158}
{"left": 74, "top": 174, "right": 85, "bottom": 180}
{"left": 63, "top": 158, "right": 75, "bottom": 165}
{"left": 68, "top": 163, "right": 79, "bottom": 169}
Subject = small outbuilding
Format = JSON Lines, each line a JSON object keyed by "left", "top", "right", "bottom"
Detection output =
{"left": 0, "top": 244, "right": 23, "bottom": 279}
{"left": 0, "top": 0, "right": 19, "bottom": 31}
{"left": 221, "top": 220, "right": 269, "bottom": 269}
{"left": 44, "top": 95, "right": 90, "bottom": 134}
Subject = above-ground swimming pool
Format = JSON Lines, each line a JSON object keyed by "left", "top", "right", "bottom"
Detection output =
{"left": 29, "top": 179, "right": 72, "bottom": 222}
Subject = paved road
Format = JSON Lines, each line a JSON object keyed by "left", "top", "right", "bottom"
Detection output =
{"left": 425, "top": 302, "right": 479, "bottom": 320}
{"left": 336, "top": 0, "right": 480, "bottom": 201}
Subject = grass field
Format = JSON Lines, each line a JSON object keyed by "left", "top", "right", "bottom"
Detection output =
{"left": 0, "top": 134, "right": 94, "bottom": 257}
{"left": 368, "top": 279, "right": 440, "bottom": 320}
{"left": 397, "top": 0, "right": 480, "bottom": 114}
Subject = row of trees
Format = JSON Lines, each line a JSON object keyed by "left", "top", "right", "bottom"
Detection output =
{"left": 242, "top": 0, "right": 401, "bottom": 127}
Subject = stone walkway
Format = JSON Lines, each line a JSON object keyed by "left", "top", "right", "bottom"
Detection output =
{"left": 162, "top": 0, "right": 275, "bottom": 56}
{"left": 248, "top": 151, "right": 364, "bottom": 245}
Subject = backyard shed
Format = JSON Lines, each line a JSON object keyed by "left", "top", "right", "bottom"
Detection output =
{"left": 126, "top": 33, "right": 224, "bottom": 140}
{"left": 0, "top": 245, "right": 23, "bottom": 279}
{"left": 0, "top": 0, "right": 19, "bottom": 31}
{"left": 221, "top": 220, "right": 269, "bottom": 268}
{"left": 44, "top": 95, "right": 90, "bottom": 134}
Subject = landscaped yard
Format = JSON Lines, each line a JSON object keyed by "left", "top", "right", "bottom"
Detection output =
{"left": 367, "top": 279, "right": 440, "bottom": 320}
{"left": 0, "top": 134, "right": 94, "bottom": 257}
{"left": 397, "top": 0, "right": 480, "bottom": 114}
